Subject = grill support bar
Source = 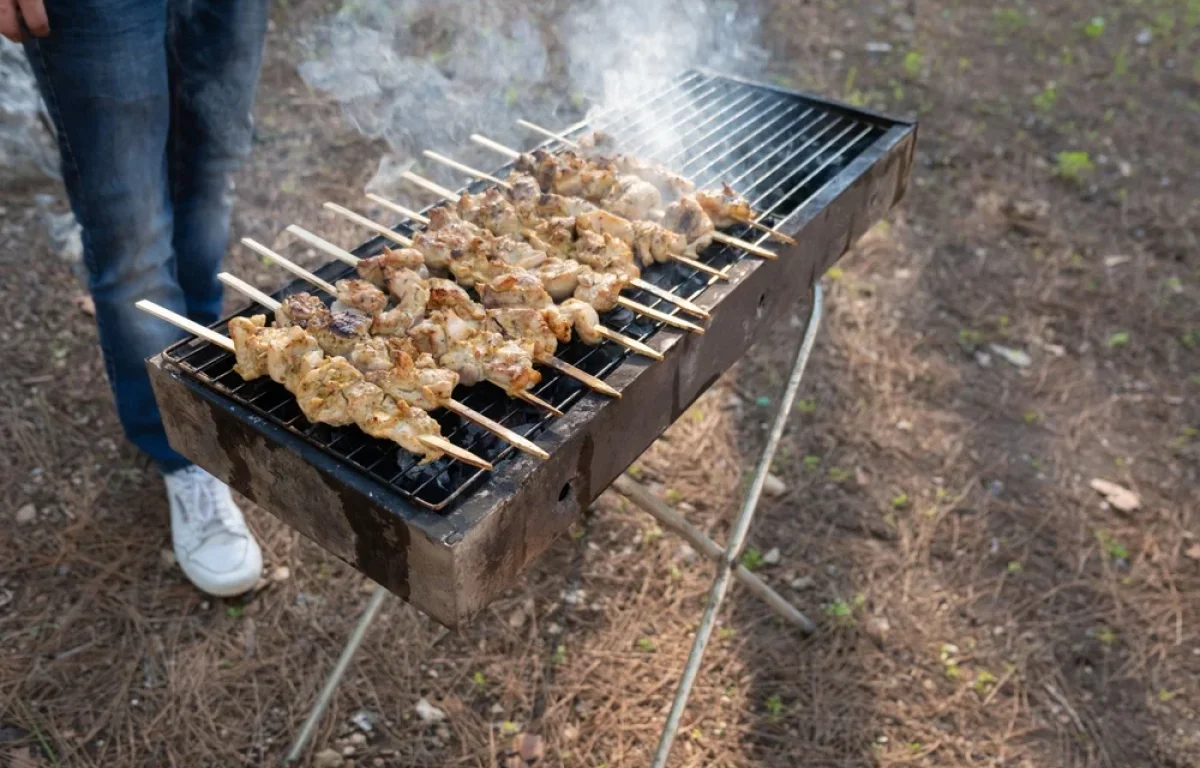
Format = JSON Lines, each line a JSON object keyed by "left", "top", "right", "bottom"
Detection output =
{"left": 651, "top": 283, "right": 823, "bottom": 767}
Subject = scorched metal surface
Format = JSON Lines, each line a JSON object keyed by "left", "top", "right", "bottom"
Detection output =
{"left": 146, "top": 69, "right": 916, "bottom": 627}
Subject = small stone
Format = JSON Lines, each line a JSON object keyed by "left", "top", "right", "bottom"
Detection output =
{"left": 435, "top": 725, "right": 451, "bottom": 741}
{"left": 348, "top": 733, "right": 367, "bottom": 746}
{"left": 515, "top": 733, "right": 545, "bottom": 762}
{"left": 675, "top": 543, "right": 698, "bottom": 563}
{"left": 1118, "top": 161, "right": 1133, "bottom": 177}
{"left": 271, "top": 566, "right": 291, "bottom": 582}
{"left": 313, "top": 748, "right": 345, "bottom": 768}
{"left": 896, "top": 419, "right": 913, "bottom": 431}
{"left": 342, "top": 745, "right": 357, "bottom": 757}
{"left": 1089, "top": 478, "right": 1140, "bottom": 513}
{"left": 990, "top": 344, "right": 1032, "bottom": 368}
{"left": 829, "top": 48, "right": 845, "bottom": 61}
{"left": 1135, "top": 27, "right": 1152, "bottom": 45}
{"left": 893, "top": 12, "right": 916, "bottom": 32}
{"left": 546, "top": 622, "right": 563, "bottom": 635}
{"left": 508, "top": 607, "right": 527, "bottom": 629}
{"left": 865, "top": 41, "right": 892, "bottom": 53}
{"left": 415, "top": 698, "right": 446, "bottom": 723}
{"left": 988, "top": 479, "right": 1005, "bottom": 497}
{"left": 763, "top": 473, "right": 787, "bottom": 498}
{"left": 974, "top": 350, "right": 992, "bottom": 368}
{"left": 866, "top": 616, "right": 891, "bottom": 643}
{"left": 15, "top": 503, "right": 37, "bottom": 524}
{"left": 790, "top": 575, "right": 816, "bottom": 590}
{"left": 762, "top": 547, "right": 782, "bottom": 565}
{"left": 490, "top": 703, "right": 506, "bottom": 715}
{"left": 563, "top": 724, "right": 579, "bottom": 742}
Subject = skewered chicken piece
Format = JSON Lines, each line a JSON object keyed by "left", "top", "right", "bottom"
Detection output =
{"left": 274, "top": 293, "right": 457, "bottom": 411}
{"left": 247, "top": 236, "right": 571, "bottom": 411}
{"left": 218, "top": 273, "right": 550, "bottom": 459}
{"left": 370, "top": 188, "right": 710, "bottom": 321}
{"left": 313, "top": 208, "right": 665, "bottom": 363}
{"left": 134, "top": 302, "right": 486, "bottom": 468}
{"left": 227, "top": 315, "right": 456, "bottom": 463}
{"left": 517, "top": 123, "right": 796, "bottom": 245}
{"left": 466, "top": 136, "right": 781, "bottom": 256}
{"left": 403, "top": 166, "right": 727, "bottom": 281}
{"left": 360, "top": 202, "right": 700, "bottom": 333}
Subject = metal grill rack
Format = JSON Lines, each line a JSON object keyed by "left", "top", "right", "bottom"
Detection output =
{"left": 161, "top": 68, "right": 892, "bottom": 512}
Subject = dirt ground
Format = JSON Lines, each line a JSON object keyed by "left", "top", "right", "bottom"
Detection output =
{"left": 3, "top": 0, "right": 1199, "bottom": 766}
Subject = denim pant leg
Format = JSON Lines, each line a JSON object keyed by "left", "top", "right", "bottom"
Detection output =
{"left": 24, "top": 0, "right": 192, "bottom": 472}
{"left": 167, "top": 0, "right": 268, "bottom": 328}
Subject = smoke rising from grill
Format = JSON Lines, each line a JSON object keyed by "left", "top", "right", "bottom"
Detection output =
{"left": 296, "top": 0, "right": 767, "bottom": 198}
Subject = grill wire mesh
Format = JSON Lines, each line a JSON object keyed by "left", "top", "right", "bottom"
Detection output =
{"left": 162, "top": 69, "right": 888, "bottom": 512}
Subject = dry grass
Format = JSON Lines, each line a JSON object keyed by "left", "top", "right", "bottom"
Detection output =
{"left": 3, "top": 0, "right": 1200, "bottom": 765}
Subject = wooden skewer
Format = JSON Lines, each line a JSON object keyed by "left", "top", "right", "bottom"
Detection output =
{"left": 335, "top": 193, "right": 669, "bottom": 364}
{"left": 367, "top": 193, "right": 430, "bottom": 224}
{"left": 594, "top": 326, "right": 664, "bottom": 361}
{"left": 424, "top": 150, "right": 512, "bottom": 189}
{"left": 242, "top": 238, "right": 337, "bottom": 295}
{"left": 402, "top": 171, "right": 457, "bottom": 201}
{"left": 538, "top": 356, "right": 621, "bottom": 398}
{"left": 734, "top": 216, "right": 796, "bottom": 246}
{"left": 133, "top": 299, "right": 493, "bottom": 470}
{"left": 250, "top": 238, "right": 563, "bottom": 418}
{"left": 323, "top": 200, "right": 622, "bottom": 397}
{"left": 516, "top": 119, "right": 580, "bottom": 147}
{"left": 468, "top": 136, "right": 734, "bottom": 281}
{"left": 371, "top": 191, "right": 710, "bottom": 320}
{"left": 322, "top": 203, "right": 413, "bottom": 247}
{"left": 287, "top": 225, "right": 360, "bottom": 266}
{"left": 471, "top": 133, "right": 520, "bottom": 159}
{"left": 217, "top": 272, "right": 281, "bottom": 310}
{"left": 616, "top": 297, "right": 704, "bottom": 333}
{"left": 710, "top": 231, "right": 776, "bottom": 260}
{"left": 513, "top": 390, "right": 562, "bottom": 416}
{"left": 136, "top": 299, "right": 234, "bottom": 352}
{"left": 417, "top": 434, "right": 493, "bottom": 470}
{"left": 250, "top": 239, "right": 564, "bottom": 418}
{"left": 515, "top": 119, "right": 795, "bottom": 246}
{"left": 412, "top": 160, "right": 729, "bottom": 309}
{"left": 217, "top": 272, "right": 551, "bottom": 461}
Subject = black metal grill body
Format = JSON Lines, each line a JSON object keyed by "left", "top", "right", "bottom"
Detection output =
{"left": 147, "top": 70, "right": 916, "bottom": 627}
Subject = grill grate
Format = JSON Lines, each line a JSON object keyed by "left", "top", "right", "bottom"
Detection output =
{"left": 162, "top": 69, "right": 888, "bottom": 512}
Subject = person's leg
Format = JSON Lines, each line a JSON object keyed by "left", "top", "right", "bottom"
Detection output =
{"left": 23, "top": 0, "right": 191, "bottom": 473}
{"left": 166, "top": 0, "right": 268, "bottom": 327}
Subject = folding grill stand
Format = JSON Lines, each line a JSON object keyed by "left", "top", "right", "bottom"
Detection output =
{"left": 285, "top": 284, "right": 824, "bottom": 766}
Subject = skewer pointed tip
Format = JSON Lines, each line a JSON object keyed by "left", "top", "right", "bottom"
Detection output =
{"left": 418, "top": 435, "right": 493, "bottom": 470}
{"left": 516, "top": 390, "right": 564, "bottom": 417}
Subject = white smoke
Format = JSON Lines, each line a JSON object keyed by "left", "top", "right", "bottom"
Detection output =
{"left": 296, "top": 0, "right": 767, "bottom": 198}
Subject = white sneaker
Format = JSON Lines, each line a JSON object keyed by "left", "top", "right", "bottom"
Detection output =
{"left": 164, "top": 466, "right": 263, "bottom": 597}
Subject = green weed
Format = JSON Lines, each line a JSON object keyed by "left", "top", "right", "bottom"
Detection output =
{"left": 1032, "top": 83, "right": 1058, "bottom": 111}
{"left": 1055, "top": 151, "right": 1095, "bottom": 183}
{"left": 903, "top": 50, "right": 924, "bottom": 78}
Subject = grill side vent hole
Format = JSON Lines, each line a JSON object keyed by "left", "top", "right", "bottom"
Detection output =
{"left": 559, "top": 482, "right": 572, "bottom": 502}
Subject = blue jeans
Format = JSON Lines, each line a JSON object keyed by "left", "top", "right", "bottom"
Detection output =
{"left": 24, "top": 0, "right": 268, "bottom": 472}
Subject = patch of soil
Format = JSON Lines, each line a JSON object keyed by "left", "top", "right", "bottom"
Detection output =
{"left": 2, "top": 0, "right": 1198, "bottom": 766}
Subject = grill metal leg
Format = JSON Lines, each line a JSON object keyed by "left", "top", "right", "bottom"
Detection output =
{"left": 650, "top": 283, "right": 824, "bottom": 768}
{"left": 284, "top": 584, "right": 390, "bottom": 764}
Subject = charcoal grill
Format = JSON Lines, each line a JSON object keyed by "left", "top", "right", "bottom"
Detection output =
{"left": 147, "top": 69, "right": 915, "bottom": 627}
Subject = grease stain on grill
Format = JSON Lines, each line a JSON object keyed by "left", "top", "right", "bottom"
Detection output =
{"left": 161, "top": 69, "right": 892, "bottom": 517}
